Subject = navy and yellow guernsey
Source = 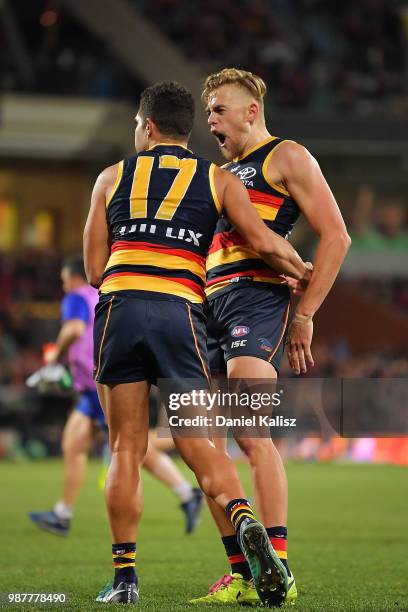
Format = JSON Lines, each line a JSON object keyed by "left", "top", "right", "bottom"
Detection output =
{"left": 100, "top": 144, "right": 221, "bottom": 303}
{"left": 206, "top": 136, "right": 300, "bottom": 299}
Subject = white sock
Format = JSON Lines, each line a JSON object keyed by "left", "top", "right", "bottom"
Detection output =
{"left": 54, "top": 501, "right": 73, "bottom": 520}
{"left": 173, "top": 481, "right": 194, "bottom": 503}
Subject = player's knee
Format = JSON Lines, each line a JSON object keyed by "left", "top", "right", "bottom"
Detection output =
{"left": 200, "top": 472, "right": 225, "bottom": 499}
{"left": 62, "top": 430, "right": 88, "bottom": 455}
{"left": 105, "top": 478, "right": 141, "bottom": 520}
{"left": 61, "top": 436, "right": 73, "bottom": 455}
{"left": 142, "top": 444, "right": 158, "bottom": 469}
{"left": 109, "top": 431, "right": 148, "bottom": 461}
{"left": 236, "top": 437, "right": 274, "bottom": 465}
{"left": 200, "top": 457, "right": 240, "bottom": 499}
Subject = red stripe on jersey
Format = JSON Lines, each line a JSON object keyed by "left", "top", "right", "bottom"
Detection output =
{"left": 248, "top": 189, "right": 284, "bottom": 208}
{"left": 111, "top": 241, "right": 204, "bottom": 266}
{"left": 206, "top": 268, "right": 280, "bottom": 287}
{"left": 208, "top": 231, "right": 246, "bottom": 254}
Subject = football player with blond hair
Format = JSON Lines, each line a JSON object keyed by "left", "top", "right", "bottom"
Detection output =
{"left": 190, "top": 68, "right": 350, "bottom": 606}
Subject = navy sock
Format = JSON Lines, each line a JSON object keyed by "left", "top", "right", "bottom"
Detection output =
{"left": 221, "top": 535, "right": 252, "bottom": 581}
{"left": 112, "top": 542, "right": 137, "bottom": 588}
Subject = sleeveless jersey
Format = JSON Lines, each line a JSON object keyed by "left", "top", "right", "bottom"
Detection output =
{"left": 67, "top": 284, "right": 99, "bottom": 392}
{"left": 100, "top": 144, "right": 221, "bottom": 303}
{"left": 206, "top": 136, "right": 300, "bottom": 299}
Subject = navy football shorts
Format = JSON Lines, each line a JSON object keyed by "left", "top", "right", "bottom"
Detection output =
{"left": 206, "top": 284, "right": 290, "bottom": 375}
{"left": 93, "top": 293, "right": 210, "bottom": 387}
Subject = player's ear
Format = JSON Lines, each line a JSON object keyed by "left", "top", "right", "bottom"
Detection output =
{"left": 247, "top": 102, "right": 259, "bottom": 125}
{"left": 145, "top": 117, "right": 154, "bottom": 137}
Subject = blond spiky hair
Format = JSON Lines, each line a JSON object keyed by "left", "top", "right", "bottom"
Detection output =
{"left": 201, "top": 68, "right": 267, "bottom": 106}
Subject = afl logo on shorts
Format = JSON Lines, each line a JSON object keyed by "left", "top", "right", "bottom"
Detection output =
{"left": 232, "top": 326, "right": 250, "bottom": 337}
{"left": 237, "top": 167, "right": 256, "bottom": 180}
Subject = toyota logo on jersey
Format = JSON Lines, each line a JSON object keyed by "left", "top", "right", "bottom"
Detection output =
{"left": 236, "top": 167, "right": 256, "bottom": 180}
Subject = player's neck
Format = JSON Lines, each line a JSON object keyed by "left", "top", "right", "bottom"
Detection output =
{"left": 240, "top": 126, "right": 271, "bottom": 157}
{"left": 147, "top": 136, "right": 189, "bottom": 150}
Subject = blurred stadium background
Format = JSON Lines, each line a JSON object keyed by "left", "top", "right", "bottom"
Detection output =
{"left": 0, "top": 2, "right": 407, "bottom": 610}
{"left": 1, "top": 0, "right": 407, "bottom": 463}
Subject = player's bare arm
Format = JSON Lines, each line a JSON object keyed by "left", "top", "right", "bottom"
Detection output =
{"left": 269, "top": 141, "right": 351, "bottom": 374}
{"left": 45, "top": 320, "right": 86, "bottom": 364}
{"left": 83, "top": 164, "right": 118, "bottom": 287}
{"left": 214, "top": 166, "right": 311, "bottom": 282}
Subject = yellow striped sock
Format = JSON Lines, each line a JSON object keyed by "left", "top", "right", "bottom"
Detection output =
{"left": 226, "top": 499, "right": 256, "bottom": 531}
{"left": 112, "top": 543, "right": 137, "bottom": 586}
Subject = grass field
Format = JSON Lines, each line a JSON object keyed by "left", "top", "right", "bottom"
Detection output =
{"left": 0, "top": 459, "right": 407, "bottom": 611}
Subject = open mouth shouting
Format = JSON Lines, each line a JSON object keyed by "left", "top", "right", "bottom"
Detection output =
{"left": 211, "top": 130, "right": 227, "bottom": 148}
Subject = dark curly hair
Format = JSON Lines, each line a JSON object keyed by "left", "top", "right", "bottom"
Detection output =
{"left": 139, "top": 81, "right": 195, "bottom": 138}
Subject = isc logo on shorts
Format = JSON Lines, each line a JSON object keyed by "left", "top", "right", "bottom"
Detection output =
{"left": 231, "top": 339, "right": 247, "bottom": 348}
{"left": 231, "top": 326, "right": 250, "bottom": 337}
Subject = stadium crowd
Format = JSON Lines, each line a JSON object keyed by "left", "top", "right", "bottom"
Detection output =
{"left": 346, "top": 186, "right": 408, "bottom": 310}
{"left": 142, "top": 0, "right": 407, "bottom": 115}
{"left": 349, "top": 186, "right": 408, "bottom": 251}
{"left": 0, "top": 250, "right": 61, "bottom": 388}
{"left": 2, "top": 0, "right": 407, "bottom": 116}
{"left": 1, "top": 0, "right": 142, "bottom": 100}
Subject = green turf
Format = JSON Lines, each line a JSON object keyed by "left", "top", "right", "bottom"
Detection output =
{"left": 0, "top": 459, "right": 407, "bottom": 611}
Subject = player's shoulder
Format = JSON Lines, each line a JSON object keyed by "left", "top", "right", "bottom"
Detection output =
{"left": 273, "top": 139, "right": 311, "bottom": 163}
{"left": 98, "top": 161, "right": 122, "bottom": 182}
{"left": 274, "top": 139, "right": 307, "bottom": 158}
{"left": 94, "top": 160, "right": 127, "bottom": 204}
{"left": 271, "top": 139, "right": 316, "bottom": 171}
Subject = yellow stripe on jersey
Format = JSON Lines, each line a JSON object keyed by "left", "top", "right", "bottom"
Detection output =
{"left": 209, "top": 163, "right": 222, "bottom": 214}
{"left": 100, "top": 274, "right": 203, "bottom": 303}
{"left": 130, "top": 156, "right": 154, "bottom": 218}
{"left": 252, "top": 202, "right": 279, "bottom": 221}
{"left": 106, "top": 160, "right": 124, "bottom": 208}
{"left": 105, "top": 249, "right": 205, "bottom": 281}
{"left": 251, "top": 275, "right": 285, "bottom": 283}
{"left": 261, "top": 141, "right": 290, "bottom": 196}
{"left": 206, "top": 245, "right": 260, "bottom": 270}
